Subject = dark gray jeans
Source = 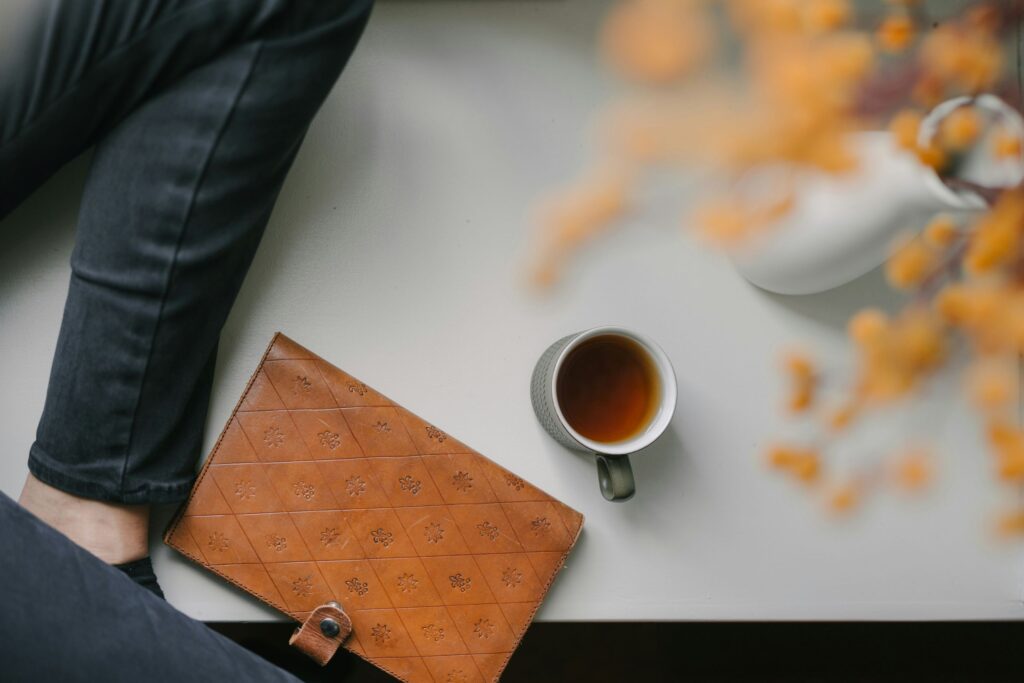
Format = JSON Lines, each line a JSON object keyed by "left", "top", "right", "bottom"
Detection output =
{"left": 3, "top": 0, "right": 371, "bottom": 505}
{"left": 0, "top": 0, "right": 371, "bottom": 679}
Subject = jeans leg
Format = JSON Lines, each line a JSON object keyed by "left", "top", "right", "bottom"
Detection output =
{"left": 20, "top": 0, "right": 372, "bottom": 503}
{"left": 0, "top": 491, "right": 301, "bottom": 683}
{"left": 0, "top": 0, "right": 298, "bottom": 219}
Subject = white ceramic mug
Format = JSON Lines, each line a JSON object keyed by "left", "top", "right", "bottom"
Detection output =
{"left": 529, "top": 326, "right": 677, "bottom": 501}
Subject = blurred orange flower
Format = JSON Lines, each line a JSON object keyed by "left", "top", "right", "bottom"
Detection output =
{"left": 877, "top": 14, "right": 915, "bottom": 53}
{"left": 890, "top": 448, "right": 933, "bottom": 492}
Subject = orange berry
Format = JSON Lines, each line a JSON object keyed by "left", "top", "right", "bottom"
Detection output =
{"left": 803, "top": 0, "right": 850, "bottom": 32}
{"left": 783, "top": 351, "right": 817, "bottom": 413}
{"left": 992, "top": 129, "right": 1022, "bottom": 159}
{"left": 767, "top": 446, "right": 797, "bottom": 467}
{"left": 966, "top": 360, "right": 1015, "bottom": 411}
{"left": 825, "top": 481, "right": 860, "bottom": 514}
{"left": 823, "top": 33, "right": 875, "bottom": 80}
{"left": 695, "top": 201, "right": 748, "bottom": 244}
{"left": 921, "top": 24, "right": 1002, "bottom": 93}
{"left": 988, "top": 420, "right": 1023, "bottom": 451}
{"left": 876, "top": 14, "right": 915, "bottom": 52}
{"left": 914, "top": 142, "right": 947, "bottom": 171}
{"left": 785, "top": 386, "right": 808, "bottom": 412}
{"left": 792, "top": 453, "right": 821, "bottom": 483}
{"left": 826, "top": 402, "right": 858, "bottom": 432}
{"left": 889, "top": 109, "right": 922, "bottom": 151}
{"left": 891, "top": 449, "right": 933, "bottom": 491}
{"left": 934, "top": 284, "right": 970, "bottom": 324}
{"left": 898, "top": 311, "right": 945, "bottom": 368}
{"left": 767, "top": 446, "right": 797, "bottom": 468}
{"left": 886, "top": 236, "right": 937, "bottom": 289}
{"left": 997, "top": 448, "right": 1024, "bottom": 481}
{"left": 995, "top": 509, "right": 1024, "bottom": 537}
{"left": 788, "top": 388, "right": 812, "bottom": 413}
{"left": 859, "top": 366, "right": 912, "bottom": 400}
{"left": 848, "top": 308, "right": 889, "bottom": 345}
{"left": 766, "top": 445, "right": 821, "bottom": 484}
{"left": 784, "top": 352, "right": 815, "bottom": 378}
{"left": 964, "top": 192, "right": 1024, "bottom": 275}
{"left": 601, "top": 0, "right": 710, "bottom": 84}
{"left": 923, "top": 214, "right": 959, "bottom": 248}
{"left": 939, "top": 106, "right": 983, "bottom": 151}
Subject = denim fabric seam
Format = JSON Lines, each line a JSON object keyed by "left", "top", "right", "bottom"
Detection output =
{"left": 117, "top": 40, "right": 266, "bottom": 498}
{"left": 29, "top": 441, "right": 193, "bottom": 504}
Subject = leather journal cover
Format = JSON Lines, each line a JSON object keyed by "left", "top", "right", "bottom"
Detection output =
{"left": 164, "top": 333, "right": 585, "bottom": 683}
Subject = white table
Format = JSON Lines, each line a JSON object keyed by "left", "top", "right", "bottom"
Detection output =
{"left": 2, "top": 0, "right": 1022, "bottom": 622}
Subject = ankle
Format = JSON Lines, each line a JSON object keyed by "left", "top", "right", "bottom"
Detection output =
{"left": 18, "top": 474, "right": 151, "bottom": 564}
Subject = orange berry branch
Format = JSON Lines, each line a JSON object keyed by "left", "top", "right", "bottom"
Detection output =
{"left": 535, "top": 0, "right": 1024, "bottom": 530}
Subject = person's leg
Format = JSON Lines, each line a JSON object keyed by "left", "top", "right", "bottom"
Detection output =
{"left": 4, "top": 0, "right": 372, "bottom": 570}
{"left": 0, "top": 0, "right": 295, "bottom": 218}
{"left": 0, "top": 491, "right": 302, "bottom": 683}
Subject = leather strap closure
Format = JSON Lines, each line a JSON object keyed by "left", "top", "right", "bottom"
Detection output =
{"left": 288, "top": 602, "right": 352, "bottom": 666}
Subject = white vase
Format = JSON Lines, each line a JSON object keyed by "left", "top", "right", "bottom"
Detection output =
{"left": 731, "top": 94, "right": 1024, "bottom": 295}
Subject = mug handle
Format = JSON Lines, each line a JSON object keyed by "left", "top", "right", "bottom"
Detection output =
{"left": 595, "top": 454, "right": 635, "bottom": 502}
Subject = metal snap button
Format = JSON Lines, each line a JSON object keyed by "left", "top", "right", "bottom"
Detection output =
{"left": 320, "top": 617, "right": 341, "bottom": 638}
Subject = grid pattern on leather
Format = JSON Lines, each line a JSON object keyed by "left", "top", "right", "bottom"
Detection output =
{"left": 165, "top": 333, "right": 585, "bottom": 683}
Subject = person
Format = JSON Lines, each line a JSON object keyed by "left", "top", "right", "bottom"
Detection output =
{"left": 0, "top": 0, "right": 373, "bottom": 680}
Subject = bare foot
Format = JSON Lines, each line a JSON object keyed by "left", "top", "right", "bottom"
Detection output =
{"left": 18, "top": 473, "right": 150, "bottom": 564}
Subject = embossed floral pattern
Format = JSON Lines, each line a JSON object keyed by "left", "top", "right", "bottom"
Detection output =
{"left": 425, "top": 522, "right": 444, "bottom": 544}
{"left": 345, "top": 577, "right": 369, "bottom": 596}
{"left": 530, "top": 516, "right": 551, "bottom": 534}
{"left": 476, "top": 520, "right": 499, "bottom": 541}
{"left": 421, "top": 623, "right": 445, "bottom": 642}
{"left": 504, "top": 473, "right": 525, "bottom": 491}
{"left": 266, "top": 535, "right": 288, "bottom": 553}
{"left": 233, "top": 480, "right": 256, "bottom": 500}
{"left": 446, "top": 670, "right": 467, "bottom": 683}
{"left": 291, "top": 575, "right": 313, "bottom": 597}
{"left": 451, "top": 471, "right": 473, "bottom": 492}
{"left": 317, "top": 430, "right": 341, "bottom": 450}
{"left": 370, "top": 527, "right": 394, "bottom": 548}
{"left": 263, "top": 426, "right": 285, "bottom": 448}
{"left": 345, "top": 475, "right": 367, "bottom": 497}
{"left": 320, "top": 527, "right": 340, "bottom": 547}
{"left": 292, "top": 375, "right": 312, "bottom": 393}
{"left": 448, "top": 573, "right": 472, "bottom": 592}
{"left": 425, "top": 425, "right": 447, "bottom": 443}
{"left": 370, "top": 623, "right": 392, "bottom": 645}
{"left": 502, "top": 566, "right": 524, "bottom": 588}
{"left": 397, "top": 572, "right": 419, "bottom": 593}
{"left": 292, "top": 480, "right": 316, "bottom": 501}
{"left": 398, "top": 475, "right": 422, "bottom": 495}
{"left": 473, "top": 618, "right": 496, "bottom": 639}
{"left": 374, "top": 420, "right": 391, "bottom": 433}
{"left": 347, "top": 381, "right": 368, "bottom": 396}
{"left": 207, "top": 531, "right": 230, "bottom": 552}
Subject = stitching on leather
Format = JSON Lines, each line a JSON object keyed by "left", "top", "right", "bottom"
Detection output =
{"left": 164, "top": 332, "right": 586, "bottom": 683}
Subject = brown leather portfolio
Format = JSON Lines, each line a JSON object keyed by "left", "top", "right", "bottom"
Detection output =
{"left": 164, "top": 333, "right": 585, "bottom": 682}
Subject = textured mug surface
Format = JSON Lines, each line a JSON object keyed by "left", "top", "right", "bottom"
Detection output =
{"left": 530, "top": 333, "right": 583, "bottom": 451}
